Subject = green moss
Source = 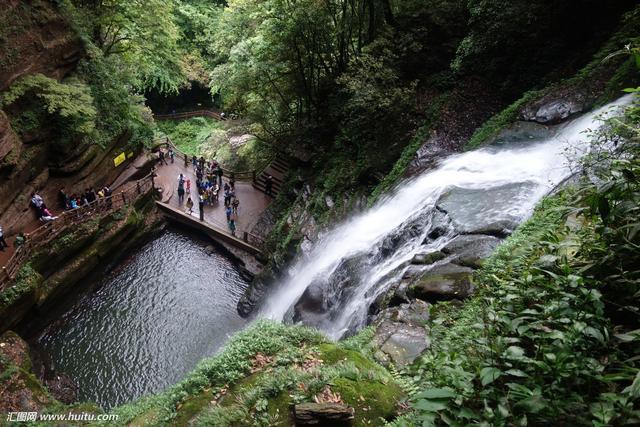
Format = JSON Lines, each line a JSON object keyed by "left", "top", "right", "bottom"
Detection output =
{"left": 332, "top": 377, "right": 403, "bottom": 425}
{"left": 171, "top": 389, "right": 216, "bottom": 426}
{"left": 217, "top": 371, "right": 263, "bottom": 408}
{"left": 266, "top": 390, "right": 294, "bottom": 426}
{"left": 319, "top": 344, "right": 377, "bottom": 371}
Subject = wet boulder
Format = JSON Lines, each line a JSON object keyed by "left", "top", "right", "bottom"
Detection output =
{"left": 425, "top": 208, "right": 451, "bottom": 241}
{"left": 521, "top": 98, "right": 585, "bottom": 124}
{"left": 372, "top": 300, "right": 430, "bottom": 366}
{"left": 237, "top": 278, "right": 269, "bottom": 317}
{"left": 410, "top": 250, "right": 446, "bottom": 265}
{"left": 409, "top": 263, "right": 474, "bottom": 302}
{"left": 487, "top": 120, "right": 553, "bottom": 145}
{"left": 441, "top": 234, "right": 501, "bottom": 268}
{"left": 292, "top": 255, "right": 365, "bottom": 328}
{"left": 377, "top": 216, "right": 427, "bottom": 258}
{"left": 293, "top": 281, "right": 329, "bottom": 326}
{"left": 437, "top": 183, "right": 536, "bottom": 237}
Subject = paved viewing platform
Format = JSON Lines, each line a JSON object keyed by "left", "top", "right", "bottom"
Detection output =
{"left": 151, "top": 148, "right": 282, "bottom": 257}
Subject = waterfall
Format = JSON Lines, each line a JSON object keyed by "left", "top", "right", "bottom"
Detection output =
{"left": 259, "top": 94, "right": 635, "bottom": 339}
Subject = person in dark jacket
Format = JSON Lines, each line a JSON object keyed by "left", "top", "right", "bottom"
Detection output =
{"left": 0, "top": 225, "right": 8, "bottom": 251}
{"left": 265, "top": 175, "right": 274, "bottom": 196}
{"left": 58, "top": 188, "right": 69, "bottom": 209}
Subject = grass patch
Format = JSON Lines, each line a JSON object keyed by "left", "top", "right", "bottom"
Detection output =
{"left": 156, "top": 117, "right": 223, "bottom": 156}
{"left": 101, "top": 321, "right": 402, "bottom": 426}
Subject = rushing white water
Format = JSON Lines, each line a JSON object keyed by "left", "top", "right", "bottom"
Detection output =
{"left": 260, "top": 94, "right": 635, "bottom": 339}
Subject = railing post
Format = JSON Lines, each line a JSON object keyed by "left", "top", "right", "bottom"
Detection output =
{"left": 243, "top": 231, "right": 248, "bottom": 243}
{"left": 2, "top": 266, "right": 8, "bottom": 282}
{"left": 252, "top": 170, "right": 256, "bottom": 183}
{"left": 151, "top": 173, "right": 155, "bottom": 190}
{"left": 184, "top": 153, "right": 188, "bottom": 167}
{"left": 121, "top": 191, "right": 126, "bottom": 205}
{"left": 136, "top": 181, "right": 141, "bottom": 194}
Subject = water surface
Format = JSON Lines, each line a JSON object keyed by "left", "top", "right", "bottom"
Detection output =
{"left": 37, "top": 229, "right": 248, "bottom": 409}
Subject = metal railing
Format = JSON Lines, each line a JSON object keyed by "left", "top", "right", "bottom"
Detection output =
{"left": 153, "top": 110, "right": 225, "bottom": 121}
{"left": 0, "top": 173, "right": 156, "bottom": 290}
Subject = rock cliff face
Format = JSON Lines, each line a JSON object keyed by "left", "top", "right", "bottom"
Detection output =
{"left": 0, "top": 331, "right": 57, "bottom": 414}
{"left": 0, "top": 1, "right": 134, "bottom": 237}
{"left": 0, "top": 0, "right": 84, "bottom": 93}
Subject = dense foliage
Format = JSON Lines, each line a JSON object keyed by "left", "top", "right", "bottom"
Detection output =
{"left": 0, "top": 74, "right": 96, "bottom": 145}
{"left": 389, "top": 54, "right": 640, "bottom": 426}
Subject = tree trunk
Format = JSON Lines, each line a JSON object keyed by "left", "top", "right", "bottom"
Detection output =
{"left": 367, "top": 0, "right": 375, "bottom": 43}
{"left": 380, "top": 0, "right": 396, "bottom": 27}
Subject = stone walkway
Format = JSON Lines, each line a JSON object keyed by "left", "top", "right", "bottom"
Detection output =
{"left": 153, "top": 156, "right": 272, "bottom": 241}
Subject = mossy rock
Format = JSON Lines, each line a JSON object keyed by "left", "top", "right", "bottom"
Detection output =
{"left": 0, "top": 331, "right": 32, "bottom": 371}
{"left": 331, "top": 377, "right": 403, "bottom": 425}
{"left": 128, "top": 409, "right": 164, "bottom": 427}
{"left": 319, "top": 344, "right": 403, "bottom": 425}
{"left": 266, "top": 390, "right": 294, "bottom": 426}
{"left": 319, "top": 344, "right": 382, "bottom": 372}
{"left": 171, "top": 388, "right": 216, "bottom": 426}
{"left": 222, "top": 372, "right": 296, "bottom": 425}
{"left": 409, "top": 268, "right": 475, "bottom": 302}
{"left": 0, "top": 263, "right": 42, "bottom": 322}
{"left": 0, "top": 345, "right": 55, "bottom": 413}
{"left": 410, "top": 251, "right": 446, "bottom": 265}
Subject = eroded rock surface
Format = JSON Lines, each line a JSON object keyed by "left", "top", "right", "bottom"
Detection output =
{"left": 372, "top": 300, "right": 430, "bottom": 366}
{"left": 442, "top": 234, "right": 501, "bottom": 268}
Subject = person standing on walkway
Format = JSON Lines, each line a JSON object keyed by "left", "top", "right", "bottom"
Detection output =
{"left": 217, "top": 166, "right": 224, "bottom": 188}
{"left": 169, "top": 148, "right": 175, "bottom": 164}
{"left": 185, "top": 196, "right": 194, "bottom": 214}
{"left": 232, "top": 198, "right": 239, "bottom": 214}
{"left": 177, "top": 173, "right": 185, "bottom": 204}
{"left": 265, "top": 175, "right": 274, "bottom": 197}
{"left": 58, "top": 188, "right": 69, "bottom": 210}
{"left": 159, "top": 150, "right": 168, "bottom": 165}
{"left": 192, "top": 155, "right": 197, "bottom": 169}
{"left": 229, "top": 217, "right": 236, "bottom": 236}
{"left": 198, "top": 194, "right": 204, "bottom": 221}
{"left": 0, "top": 225, "right": 8, "bottom": 251}
{"left": 31, "top": 193, "right": 46, "bottom": 218}
{"left": 224, "top": 188, "right": 231, "bottom": 207}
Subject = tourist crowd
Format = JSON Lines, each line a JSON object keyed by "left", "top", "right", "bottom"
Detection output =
{"left": 0, "top": 185, "right": 113, "bottom": 254}
{"left": 57, "top": 186, "right": 113, "bottom": 212}
{"left": 174, "top": 155, "right": 241, "bottom": 235}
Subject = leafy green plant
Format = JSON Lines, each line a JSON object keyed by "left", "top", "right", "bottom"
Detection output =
{"left": 1, "top": 74, "right": 96, "bottom": 142}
